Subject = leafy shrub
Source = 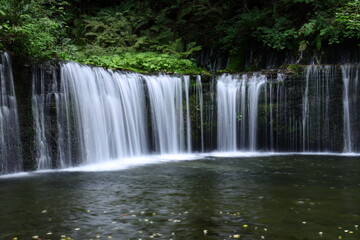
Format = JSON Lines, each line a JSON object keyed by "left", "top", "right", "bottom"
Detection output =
{"left": 336, "top": 0, "right": 360, "bottom": 38}
{"left": 61, "top": 50, "right": 206, "bottom": 74}
{"left": 0, "top": 0, "right": 67, "bottom": 61}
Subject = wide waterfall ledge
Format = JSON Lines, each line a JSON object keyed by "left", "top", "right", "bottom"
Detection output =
{"left": 1, "top": 55, "right": 360, "bottom": 175}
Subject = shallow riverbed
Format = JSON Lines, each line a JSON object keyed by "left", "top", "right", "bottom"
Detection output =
{"left": 1, "top": 154, "right": 360, "bottom": 240}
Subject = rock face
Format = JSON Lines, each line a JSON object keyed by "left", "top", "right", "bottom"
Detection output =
{"left": 3, "top": 53, "right": 360, "bottom": 173}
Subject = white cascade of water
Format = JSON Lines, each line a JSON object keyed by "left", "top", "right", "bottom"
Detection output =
{"left": 217, "top": 75, "right": 238, "bottom": 151}
{"left": 33, "top": 63, "right": 150, "bottom": 168}
{"left": 301, "top": 65, "right": 334, "bottom": 152}
{"left": 196, "top": 76, "right": 204, "bottom": 152}
{"left": 144, "top": 75, "right": 192, "bottom": 154}
{"left": 341, "top": 64, "right": 359, "bottom": 153}
{"left": 0, "top": 52, "right": 22, "bottom": 173}
{"left": 269, "top": 83, "right": 274, "bottom": 150}
{"left": 302, "top": 67, "right": 310, "bottom": 151}
{"left": 33, "top": 62, "right": 194, "bottom": 169}
{"left": 248, "top": 75, "right": 266, "bottom": 151}
{"left": 217, "top": 74, "right": 266, "bottom": 151}
{"left": 32, "top": 68, "right": 56, "bottom": 169}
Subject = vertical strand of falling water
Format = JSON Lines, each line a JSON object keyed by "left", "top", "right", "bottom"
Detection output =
{"left": 53, "top": 70, "right": 72, "bottom": 168}
{"left": 342, "top": 64, "right": 360, "bottom": 152}
{"left": 236, "top": 83, "right": 241, "bottom": 148}
{"left": 240, "top": 79, "right": 247, "bottom": 149}
{"left": 320, "top": 68, "right": 324, "bottom": 150}
{"left": 289, "top": 115, "right": 292, "bottom": 150}
{"left": 324, "top": 66, "right": 333, "bottom": 151}
{"left": 275, "top": 74, "right": 285, "bottom": 149}
{"left": 295, "top": 116, "right": 299, "bottom": 150}
{"left": 281, "top": 83, "right": 286, "bottom": 149}
{"left": 0, "top": 55, "right": 7, "bottom": 166}
{"left": 341, "top": 64, "right": 352, "bottom": 152}
{"left": 264, "top": 82, "right": 268, "bottom": 150}
{"left": 276, "top": 80, "right": 283, "bottom": 148}
{"left": 208, "top": 76, "right": 216, "bottom": 149}
{"left": 284, "top": 85, "right": 288, "bottom": 149}
{"left": 316, "top": 67, "right": 321, "bottom": 150}
{"left": 0, "top": 53, "right": 22, "bottom": 173}
{"left": 355, "top": 65, "right": 359, "bottom": 152}
{"left": 183, "top": 76, "right": 192, "bottom": 152}
{"left": 269, "top": 83, "right": 274, "bottom": 151}
{"left": 32, "top": 69, "right": 52, "bottom": 169}
{"left": 248, "top": 74, "right": 266, "bottom": 151}
{"left": 57, "top": 71, "right": 73, "bottom": 168}
{"left": 177, "top": 77, "right": 185, "bottom": 151}
{"left": 300, "top": 65, "right": 336, "bottom": 152}
{"left": 212, "top": 77, "right": 217, "bottom": 148}
{"left": 196, "top": 76, "right": 204, "bottom": 152}
{"left": 324, "top": 67, "right": 330, "bottom": 150}
{"left": 292, "top": 118, "right": 295, "bottom": 150}
{"left": 302, "top": 67, "right": 311, "bottom": 151}
{"left": 355, "top": 65, "right": 360, "bottom": 152}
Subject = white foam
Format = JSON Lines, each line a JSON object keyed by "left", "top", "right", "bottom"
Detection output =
{"left": 63, "top": 154, "right": 203, "bottom": 172}
{"left": 2, "top": 151, "right": 360, "bottom": 178}
{"left": 204, "top": 151, "right": 285, "bottom": 158}
{"left": 0, "top": 172, "right": 31, "bottom": 179}
{"left": 205, "top": 151, "right": 360, "bottom": 158}
{"left": 295, "top": 151, "right": 360, "bottom": 157}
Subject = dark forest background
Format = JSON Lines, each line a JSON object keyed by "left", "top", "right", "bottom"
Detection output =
{"left": 0, "top": 0, "right": 359, "bottom": 73}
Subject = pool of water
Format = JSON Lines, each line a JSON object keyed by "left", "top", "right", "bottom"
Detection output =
{"left": 1, "top": 154, "right": 360, "bottom": 240}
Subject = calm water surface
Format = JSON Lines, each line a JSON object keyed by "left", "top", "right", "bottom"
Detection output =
{"left": 1, "top": 155, "right": 360, "bottom": 240}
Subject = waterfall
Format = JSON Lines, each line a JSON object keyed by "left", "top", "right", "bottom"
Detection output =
{"left": 32, "top": 62, "right": 193, "bottom": 169}
{"left": 248, "top": 75, "right": 266, "bottom": 150}
{"left": 217, "top": 75, "right": 238, "bottom": 151}
{"left": 217, "top": 74, "right": 266, "bottom": 151}
{"left": 144, "top": 75, "right": 192, "bottom": 154}
{"left": 341, "top": 64, "right": 360, "bottom": 153}
{"left": 196, "top": 76, "right": 204, "bottom": 152}
{"left": 301, "top": 65, "right": 337, "bottom": 152}
{"left": 269, "top": 83, "right": 274, "bottom": 150}
{"left": 32, "top": 67, "right": 57, "bottom": 169}
{"left": 0, "top": 52, "right": 22, "bottom": 174}
{"left": 26, "top": 61, "right": 360, "bottom": 171}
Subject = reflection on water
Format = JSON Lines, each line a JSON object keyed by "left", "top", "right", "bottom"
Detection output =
{"left": 1, "top": 155, "right": 360, "bottom": 240}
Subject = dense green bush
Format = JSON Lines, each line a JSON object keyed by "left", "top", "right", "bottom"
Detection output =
{"left": 336, "top": 0, "right": 360, "bottom": 39}
{"left": 0, "top": 0, "right": 67, "bottom": 60}
{"left": 61, "top": 50, "right": 206, "bottom": 74}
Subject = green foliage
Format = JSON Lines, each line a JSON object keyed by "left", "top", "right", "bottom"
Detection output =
{"left": 218, "top": 0, "right": 357, "bottom": 60}
{"left": 81, "top": 6, "right": 149, "bottom": 51}
{"left": 0, "top": 0, "right": 67, "bottom": 60}
{"left": 255, "top": 17, "right": 298, "bottom": 50}
{"left": 61, "top": 3, "right": 204, "bottom": 73}
{"left": 155, "top": 38, "right": 202, "bottom": 58}
{"left": 0, "top": 0, "right": 359, "bottom": 72}
{"left": 298, "top": 13, "right": 344, "bottom": 50}
{"left": 61, "top": 49, "right": 206, "bottom": 74}
{"left": 218, "top": 7, "right": 268, "bottom": 54}
{"left": 79, "top": 6, "right": 202, "bottom": 57}
{"left": 336, "top": 0, "right": 360, "bottom": 38}
{"left": 286, "top": 64, "right": 302, "bottom": 73}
